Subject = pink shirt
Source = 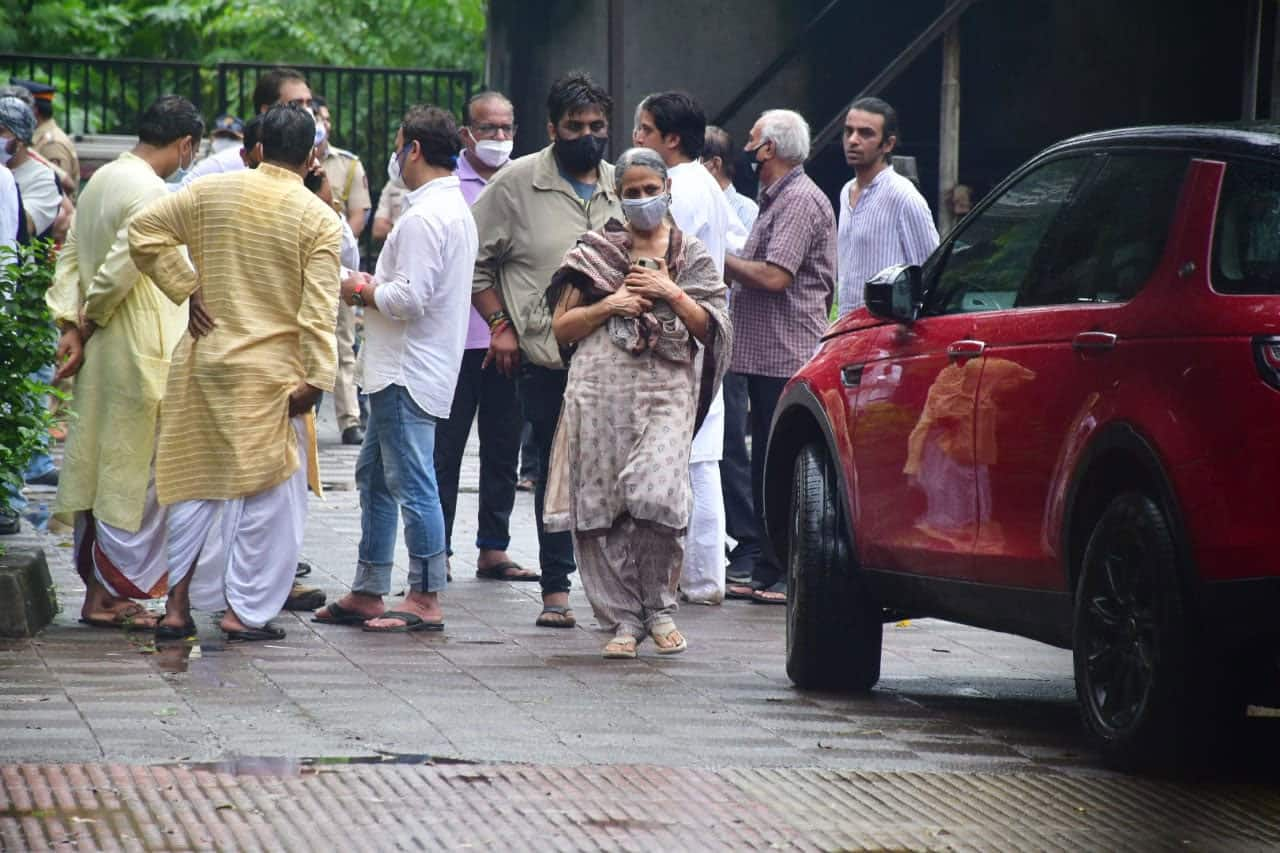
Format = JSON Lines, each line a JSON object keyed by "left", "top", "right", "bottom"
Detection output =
{"left": 456, "top": 153, "right": 495, "bottom": 350}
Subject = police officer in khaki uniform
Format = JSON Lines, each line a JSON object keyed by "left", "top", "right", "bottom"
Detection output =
{"left": 314, "top": 96, "right": 370, "bottom": 445}
{"left": 13, "top": 79, "right": 79, "bottom": 197}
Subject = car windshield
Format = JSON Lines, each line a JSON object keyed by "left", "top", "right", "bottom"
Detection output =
{"left": 1213, "top": 158, "right": 1280, "bottom": 295}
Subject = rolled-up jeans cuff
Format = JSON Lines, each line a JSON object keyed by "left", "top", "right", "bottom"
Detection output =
{"left": 352, "top": 560, "right": 394, "bottom": 596}
{"left": 409, "top": 551, "right": 449, "bottom": 593}
{"left": 475, "top": 536, "right": 510, "bottom": 551}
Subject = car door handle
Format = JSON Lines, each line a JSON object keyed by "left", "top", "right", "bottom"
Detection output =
{"left": 1073, "top": 331, "right": 1117, "bottom": 352}
{"left": 946, "top": 339, "right": 986, "bottom": 360}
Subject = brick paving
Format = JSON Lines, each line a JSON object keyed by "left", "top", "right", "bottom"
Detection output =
{"left": 3, "top": 408, "right": 1279, "bottom": 848}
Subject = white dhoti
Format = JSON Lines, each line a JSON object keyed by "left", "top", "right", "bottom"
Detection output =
{"left": 681, "top": 390, "right": 726, "bottom": 604}
{"left": 75, "top": 478, "right": 170, "bottom": 600}
{"left": 165, "top": 419, "right": 309, "bottom": 628}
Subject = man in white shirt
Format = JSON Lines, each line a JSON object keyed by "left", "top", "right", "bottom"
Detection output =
{"left": 316, "top": 105, "right": 478, "bottom": 633}
{"left": 0, "top": 96, "right": 60, "bottom": 238}
{"left": 0, "top": 163, "right": 17, "bottom": 250}
{"left": 633, "top": 91, "right": 745, "bottom": 605}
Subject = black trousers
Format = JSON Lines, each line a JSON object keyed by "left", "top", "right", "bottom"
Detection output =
{"left": 720, "top": 371, "right": 758, "bottom": 580}
{"left": 515, "top": 362, "right": 576, "bottom": 595}
{"left": 434, "top": 349, "right": 522, "bottom": 554}
{"left": 734, "top": 371, "right": 789, "bottom": 588}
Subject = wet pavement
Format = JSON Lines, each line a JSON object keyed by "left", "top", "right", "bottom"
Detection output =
{"left": 2, "top": 408, "right": 1279, "bottom": 849}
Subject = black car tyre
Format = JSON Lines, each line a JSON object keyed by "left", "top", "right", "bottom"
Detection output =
{"left": 1072, "top": 491, "right": 1227, "bottom": 770}
{"left": 785, "top": 442, "right": 882, "bottom": 691}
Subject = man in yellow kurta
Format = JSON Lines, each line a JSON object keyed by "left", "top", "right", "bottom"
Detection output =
{"left": 46, "top": 95, "right": 205, "bottom": 630}
{"left": 129, "top": 103, "right": 342, "bottom": 642}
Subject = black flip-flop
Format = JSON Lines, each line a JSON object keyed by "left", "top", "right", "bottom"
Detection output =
{"left": 311, "top": 602, "right": 369, "bottom": 626}
{"left": 224, "top": 622, "right": 287, "bottom": 642}
{"left": 361, "top": 610, "right": 444, "bottom": 633}
{"left": 154, "top": 620, "right": 198, "bottom": 641}
{"left": 535, "top": 604, "right": 576, "bottom": 628}
{"left": 751, "top": 581, "right": 788, "bottom": 605}
{"left": 79, "top": 608, "right": 157, "bottom": 632}
{"left": 725, "top": 582, "right": 759, "bottom": 601}
{"left": 476, "top": 561, "right": 541, "bottom": 582}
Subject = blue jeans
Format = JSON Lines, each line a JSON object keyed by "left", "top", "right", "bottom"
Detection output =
{"left": 353, "top": 384, "right": 448, "bottom": 595}
{"left": 23, "top": 363, "right": 55, "bottom": 481}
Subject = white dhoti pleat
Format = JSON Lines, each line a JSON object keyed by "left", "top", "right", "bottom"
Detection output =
{"left": 680, "top": 459, "right": 726, "bottom": 604}
{"left": 166, "top": 419, "right": 309, "bottom": 628}
{"left": 75, "top": 479, "right": 170, "bottom": 600}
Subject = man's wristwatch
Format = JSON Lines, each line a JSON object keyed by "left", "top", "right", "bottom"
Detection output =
{"left": 351, "top": 281, "right": 366, "bottom": 308}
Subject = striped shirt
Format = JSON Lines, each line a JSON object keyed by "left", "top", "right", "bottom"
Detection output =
{"left": 729, "top": 165, "right": 836, "bottom": 379}
{"left": 836, "top": 165, "right": 939, "bottom": 316}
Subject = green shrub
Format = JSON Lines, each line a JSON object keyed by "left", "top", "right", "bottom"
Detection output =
{"left": 0, "top": 240, "right": 58, "bottom": 501}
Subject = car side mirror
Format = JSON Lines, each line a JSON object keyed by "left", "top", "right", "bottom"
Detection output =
{"left": 864, "top": 264, "right": 923, "bottom": 325}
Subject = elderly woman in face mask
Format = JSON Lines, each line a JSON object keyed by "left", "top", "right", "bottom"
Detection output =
{"left": 544, "top": 147, "right": 732, "bottom": 659}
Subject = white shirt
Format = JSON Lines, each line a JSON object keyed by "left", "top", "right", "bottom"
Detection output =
{"left": 0, "top": 167, "right": 17, "bottom": 250}
{"left": 358, "top": 174, "right": 478, "bottom": 418}
{"left": 667, "top": 160, "right": 743, "bottom": 464}
{"left": 669, "top": 160, "right": 747, "bottom": 273}
{"left": 723, "top": 183, "right": 759, "bottom": 234}
{"left": 837, "top": 165, "right": 939, "bottom": 316}
{"left": 11, "top": 158, "right": 60, "bottom": 235}
{"left": 180, "top": 144, "right": 245, "bottom": 185}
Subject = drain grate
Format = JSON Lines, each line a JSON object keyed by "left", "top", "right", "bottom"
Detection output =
{"left": 4, "top": 762, "right": 1280, "bottom": 851}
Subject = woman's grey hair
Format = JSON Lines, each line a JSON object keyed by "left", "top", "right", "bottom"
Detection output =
{"left": 757, "top": 109, "right": 810, "bottom": 163}
{"left": 613, "top": 146, "right": 668, "bottom": 194}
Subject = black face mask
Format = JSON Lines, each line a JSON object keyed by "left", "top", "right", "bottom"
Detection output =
{"left": 554, "top": 133, "right": 607, "bottom": 174}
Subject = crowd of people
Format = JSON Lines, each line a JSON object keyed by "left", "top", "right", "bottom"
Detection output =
{"left": 0, "top": 66, "right": 944, "bottom": 658}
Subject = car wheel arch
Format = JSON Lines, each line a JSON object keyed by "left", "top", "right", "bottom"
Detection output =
{"left": 1060, "top": 422, "right": 1195, "bottom": 602}
{"left": 765, "top": 382, "right": 859, "bottom": 572}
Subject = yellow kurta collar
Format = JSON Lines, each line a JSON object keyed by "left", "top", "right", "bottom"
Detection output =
{"left": 257, "top": 162, "right": 304, "bottom": 183}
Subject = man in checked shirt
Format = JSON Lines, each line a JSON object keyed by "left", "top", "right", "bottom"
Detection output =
{"left": 723, "top": 109, "right": 836, "bottom": 606}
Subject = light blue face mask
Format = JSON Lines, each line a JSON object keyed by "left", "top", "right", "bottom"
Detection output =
{"left": 167, "top": 140, "right": 195, "bottom": 184}
{"left": 621, "top": 192, "right": 671, "bottom": 231}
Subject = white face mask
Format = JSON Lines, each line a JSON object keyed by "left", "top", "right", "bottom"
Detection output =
{"left": 473, "top": 138, "right": 513, "bottom": 168}
{"left": 211, "top": 136, "right": 240, "bottom": 155}
{"left": 0, "top": 137, "right": 13, "bottom": 166}
{"left": 387, "top": 144, "right": 407, "bottom": 184}
{"left": 621, "top": 192, "right": 671, "bottom": 231}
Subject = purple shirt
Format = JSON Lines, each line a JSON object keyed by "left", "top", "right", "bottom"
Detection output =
{"left": 456, "top": 153, "right": 494, "bottom": 349}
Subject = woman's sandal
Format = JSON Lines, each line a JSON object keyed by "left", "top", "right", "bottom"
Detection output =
{"left": 649, "top": 619, "right": 687, "bottom": 655}
{"left": 602, "top": 635, "right": 637, "bottom": 659}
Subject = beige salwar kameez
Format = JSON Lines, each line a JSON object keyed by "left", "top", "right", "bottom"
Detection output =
{"left": 545, "top": 228, "right": 730, "bottom": 639}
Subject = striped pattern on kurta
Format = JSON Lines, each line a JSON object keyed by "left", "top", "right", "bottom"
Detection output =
{"left": 128, "top": 163, "right": 342, "bottom": 506}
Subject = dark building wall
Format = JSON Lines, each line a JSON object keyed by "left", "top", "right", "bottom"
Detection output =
{"left": 488, "top": 0, "right": 1261, "bottom": 214}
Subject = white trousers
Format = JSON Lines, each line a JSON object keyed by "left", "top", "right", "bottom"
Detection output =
{"left": 680, "top": 459, "right": 726, "bottom": 604}
{"left": 75, "top": 479, "right": 169, "bottom": 600}
{"left": 166, "top": 419, "right": 309, "bottom": 628}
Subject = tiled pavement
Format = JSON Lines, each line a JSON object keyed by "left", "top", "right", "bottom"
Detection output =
{"left": 3, "top": 408, "right": 1280, "bottom": 848}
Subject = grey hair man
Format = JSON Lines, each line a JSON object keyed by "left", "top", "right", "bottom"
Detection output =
{"left": 722, "top": 109, "right": 836, "bottom": 606}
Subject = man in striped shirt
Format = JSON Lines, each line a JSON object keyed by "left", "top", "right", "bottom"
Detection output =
{"left": 836, "top": 98, "right": 938, "bottom": 317}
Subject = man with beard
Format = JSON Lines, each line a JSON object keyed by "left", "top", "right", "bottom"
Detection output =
{"left": 469, "top": 71, "right": 621, "bottom": 628}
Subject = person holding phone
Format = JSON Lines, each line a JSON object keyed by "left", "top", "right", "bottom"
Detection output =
{"left": 545, "top": 147, "right": 732, "bottom": 659}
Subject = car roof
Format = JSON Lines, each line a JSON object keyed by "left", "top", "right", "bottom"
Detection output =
{"left": 1044, "top": 123, "right": 1280, "bottom": 160}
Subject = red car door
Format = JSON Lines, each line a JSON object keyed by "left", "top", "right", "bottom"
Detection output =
{"left": 968, "top": 152, "right": 1191, "bottom": 589}
{"left": 850, "top": 155, "right": 1098, "bottom": 580}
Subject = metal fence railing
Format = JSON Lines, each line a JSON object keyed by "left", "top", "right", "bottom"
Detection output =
{"left": 1, "top": 54, "right": 476, "bottom": 264}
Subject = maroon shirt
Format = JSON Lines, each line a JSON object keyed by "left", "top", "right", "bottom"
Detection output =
{"left": 729, "top": 165, "right": 836, "bottom": 378}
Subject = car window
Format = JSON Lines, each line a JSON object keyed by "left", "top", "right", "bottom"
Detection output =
{"left": 1212, "top": 159, "right": 1280, "bottom": 295}
{"left": 925, "top": 156, "right": 1092, "bottom": 316}
{"left": 1022, "top": 153, "right": 1186, "bottom": 307}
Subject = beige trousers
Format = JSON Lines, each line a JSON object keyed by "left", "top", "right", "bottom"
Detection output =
{"left": 574, "top": 514, "right": 684, "bottom": 639}
{"left": 333, "top": 301, "right": 360, "bottom": 430}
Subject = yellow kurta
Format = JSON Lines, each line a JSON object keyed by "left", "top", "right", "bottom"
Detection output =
{"left": 46, "top": 152, "right": 187, "bottom": 532}
{"left": 128, "top": 163, "right": 342, "bottom": 506}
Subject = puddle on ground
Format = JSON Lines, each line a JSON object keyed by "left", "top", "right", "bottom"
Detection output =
{"left": 171, "top": 752, "right": 475, "bottom": 777}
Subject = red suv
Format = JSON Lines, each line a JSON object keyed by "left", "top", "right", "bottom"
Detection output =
{"left": 764, "top": 124, "right": 1280, "bottom": 769}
